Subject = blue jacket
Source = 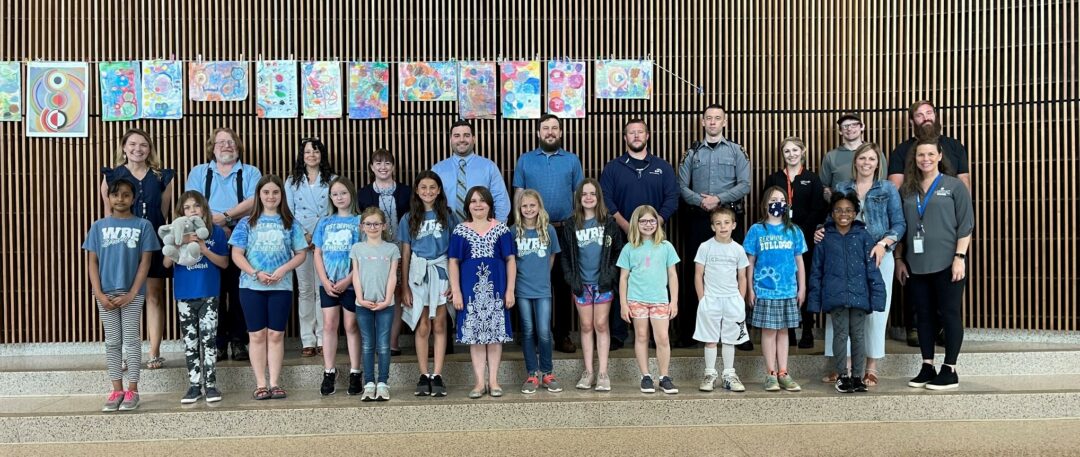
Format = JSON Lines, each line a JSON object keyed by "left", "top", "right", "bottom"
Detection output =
{"left": 833, "top": 180, "right": 906, "bottom": 247}
{"left": 599, "top": 152, "right": 681, "bottom": 221}
{"left": 807, "top": 220, "right": 886, "bottom": 313}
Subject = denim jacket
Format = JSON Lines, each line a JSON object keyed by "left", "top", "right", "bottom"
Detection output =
{"left": 833, "top": 179, "right": 906, "bottom": 248}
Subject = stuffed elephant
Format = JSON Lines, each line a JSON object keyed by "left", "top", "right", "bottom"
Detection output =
{"left": 158, "top": 216, "right": 210, "bottom": 267}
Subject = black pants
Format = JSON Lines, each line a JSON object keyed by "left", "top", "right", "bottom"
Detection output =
{"left": 908, "top": 268, "right": 965, "bottom": 365}
{"left": 550, "top": 254, "right": 573, "bottom": 341}
{"left": 216, "top": 262, "right": 249, "bottom": 349}
{"left": 676, "top": 205, "right": 746, "bottom": 345}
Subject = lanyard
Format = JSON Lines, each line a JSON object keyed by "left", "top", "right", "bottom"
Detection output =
{"left": 915, "top": 173, "right": 943, "bottom": 232}
{"left": 784, "top": 166, "right": 803, "bottom": 208}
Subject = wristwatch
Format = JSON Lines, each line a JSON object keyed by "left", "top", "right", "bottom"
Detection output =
{"left": 954, "top": 253, "right": 967, "bottom": 260}
{"left": 224, "top": 211, "right": 233, "bottom": 224}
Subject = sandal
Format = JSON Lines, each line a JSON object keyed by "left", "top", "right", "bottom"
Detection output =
{"left": 146, "top": 356, "right": 165, "bottom": 370}
{"left": 270, "top": 386, "right": 287, "bottom": 399}
{"left": 253, "top": 387, "right": 271, "bottom": 400}
{"left": 301, "top": 347, "right": 317, "bottom": 357}
{"left": 863, "top": 370, "right": 879, "bottom": 387}
{"left": 821, "top": 372, "right": 838, "bottom": 383}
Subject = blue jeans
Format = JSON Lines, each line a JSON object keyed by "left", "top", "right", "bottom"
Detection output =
{"left": 356, "top": 305, "right": 394, "bottom": 383}
{"left": 517, "top": 297, "right": 553, "bottom": 374}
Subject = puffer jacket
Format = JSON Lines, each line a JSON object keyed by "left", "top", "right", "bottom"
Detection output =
{"left": 807, "top": 220, "right": 886, "bottom": 313}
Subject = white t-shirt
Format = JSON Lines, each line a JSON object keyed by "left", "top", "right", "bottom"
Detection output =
{"left": 694, "top": 238, "right": 750, "bottom": 299}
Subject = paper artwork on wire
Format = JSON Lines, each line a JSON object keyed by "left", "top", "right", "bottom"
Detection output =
{"left": 141, "top": 60, "right": 184, "bottom": 119}
{"left": 98, "top": 61, "right": 141, "bottom": 121}
{"left": 500, "top": 61, "right": 542, "bottom": 119}
{"left": 0, "top": 62, "right": 21, "bottom": 121}
{"left": 398, "top": 61, "right": 456, "bottom": 101}
{"left": 255, "top": 60, "right": 298, "bottom": 118}
{"left": 594, "top": 59, "right": 653, "bottom": 99}
{"left": 25, "top": 62, "right": 89, "bottom": 137}
{"left": 456, "top": 61, "right": 497, "bottom": 119}
{"left": 301, "top": 61, "right": 343, "bottom": 119}
{"left": 546, "top": 61, "right": 586, "bottom": 118}
{"left": 189, "top": 61, "right": 248, "bottom": 101}
{"left": 346, "top": 61, "right": 390, "bottom": 119}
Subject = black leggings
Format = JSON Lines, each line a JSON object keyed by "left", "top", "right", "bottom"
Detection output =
{"left": 908, "top": 268, "right": 966, "bottom": 365}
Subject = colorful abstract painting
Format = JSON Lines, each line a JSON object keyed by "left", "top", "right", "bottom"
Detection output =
{"left": 398, "top": 61, "right": 456, "bottom": 101}
{"left": 189, "top": 61, "right": 248, "bottom": 101}
{"left": 546, "top": 61, "right": 586, "bottom": 118}
{"left": 500, "top": 61, "right": 542, "bottom": 119}
{"left": 0, "top": 62, "right": 20, "bottom": 121}
{"left": 594, "top": 59, "right": 653, "bottom": 99}
{"left": 141, "top": 60, "right": 183, "bottom": 119}
{"left": 456, "top": 61, "right": 497, "bottom": 119}
{"left": 346, "top": 61, "right": 389, "bottom": 119}
{"left": 98, "top": 61, "right": 141, "bottom": 121}
{"left": 255, "top": 60, "right": 298, "bottom": 118}
{"left": 301, "top": 61, "right": 342, "bottom": 119}
{"left": 25, "top": 62, "right": 89, "bottom": 137}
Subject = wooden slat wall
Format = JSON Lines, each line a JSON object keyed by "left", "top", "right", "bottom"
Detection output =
{"left": 0, "top": 0, "right": 1075, "bottom": 343}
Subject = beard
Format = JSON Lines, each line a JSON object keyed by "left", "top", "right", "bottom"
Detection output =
{"left": 914, "top": 119, "right": 942, "bottom": 141}
{"left": 539, "top": 136, "right": 562, "bottom": 152}
{"left": 627, "top": 141, "right": 647, "bottom": 153}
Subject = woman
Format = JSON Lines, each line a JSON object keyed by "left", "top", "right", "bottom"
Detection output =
{"left": 99, "top": 128, "right": 174, "bottom": 370}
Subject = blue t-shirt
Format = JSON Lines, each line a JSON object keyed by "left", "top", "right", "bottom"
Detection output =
{"left": 229, "top": 214, "right": 308, "bottom": 291}
{"left": 574, "top": 218, "right": 605, "bottom": 285}
{"left": 615, "top": 239, "right": 680, "bottom": 304}
{"left": 397, "top": 211, "right": 459, "bottom": 260}
{"left": 81, "top": 216, "right": 161, "bottom": 295}
{"left": 173, "top": 224, "right": 228, "bottom": 300}
{"left": 513, "top": 225, "right": 562, "bottom": 299}
{"left": 313, "top": 214, "right": 362, "bottom": 286}
{"left": 743, "top": 222, "right": 807, "bottom": 300}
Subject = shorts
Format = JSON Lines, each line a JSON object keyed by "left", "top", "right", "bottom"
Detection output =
{"left": 693, "top": 295, "right": 749, "bottom": 344}
{"left": 239, "top": 289, "right": 292, "bottom": 332}
{"left": 574, "top": 284, "right": 613, "bottom": 307}
{"left": 750, "top": 297, "right": 801, "bottom": 330}
{"left": 320, "top": 288, "right": 357, "bottom": 313}
{"left": 628, "top": 301, "right": 672, "bottom": 320}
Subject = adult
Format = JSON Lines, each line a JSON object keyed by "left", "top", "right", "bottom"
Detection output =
{"left": 819, "top": 113, "right": 886, "bottom": 200}
{"left": 895, "top": 139, "right": 973, "bottom": 390}
{"left": 99, "top": 128, "right": 174, "bottom": 369}
{"left": 762, "top": 137, "right": 828, "bottom": 349}
{"left": 285, "top": 137, "right": 336, "bottom": 358}
{"left": 431, "top": 120, "right": 511, "bottom": 223}
{"left": 185, "top": 127, "right": 262, "bottom": 362}
{"left": 512, "top": 114, "right": 585, "bottom": 354}
{"left": 600, "top": 118, "right": 680, "bottom": 350}
{"left": 676, "top": 104, "right": 750, "bottom": 348}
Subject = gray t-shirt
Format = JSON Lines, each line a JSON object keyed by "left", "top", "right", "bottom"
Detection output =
{"left": 819, "top": 145, "right": 887, "bottom": 189}
{"left": 901, "top": 174, "right": 974, "bottom": 274}
{"left": 82, "top": 216, "right": 161, "bottom": 294}
{"left": 514, "top": 225, "right": 562, "bottom": 299}
{"left": 574, "top": 218, "right": 605, "bottom": 285}
{"left": 349, "top": 241, "right": 401, "bottom": 304}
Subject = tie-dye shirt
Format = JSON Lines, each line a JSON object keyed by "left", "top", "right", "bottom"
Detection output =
{"left": 229, "top": 214, "right": 308, "bottom": 291}
{"left": 615, "top": 239, "right": 680, "bottom": 304}
{"left": 313, "top": 214, "right": 362, "bottom": 286}
{"left": 743, "top": 222, "right": 807, "bottom": 300}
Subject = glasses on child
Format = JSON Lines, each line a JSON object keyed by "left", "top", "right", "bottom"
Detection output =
{"left": 362, "top": 222, "right": 384, "bottom": 228}
{"left": 832, "top": 208, "right": 857, "bottom": 215}
{"left": 638, "top": 219, "right": 658, "bottom": 226}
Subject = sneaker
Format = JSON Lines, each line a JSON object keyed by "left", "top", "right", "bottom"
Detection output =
{"left": 542, "top": 373, "right": 563, "bottom": 393}
{"left": 430, "top": 375, "right": 447, "bottom": 397}
{"left": 640, "top": 375, "right": 656, "bottom": 393}
{"left": 721, "top": 373, "right": 746, "bottom": 392}
{"left": 102, "top": 390, "right": 124, "bottom": 412}
{"left": 205, "top": 387, "right": 222, "bottom": 403}
{"left": 231, "top": 342, "right": 249, "bottom": 361}
{"left": 595, "top": 373, "right": 611, "bottom": 391}
{"left": 764, "top": 375, "right": 781, "bottom": 391}
{"left": 908, "top": 363, "right": 937, "bottom": 388}
{"left": 659, "top": 376, "right": 679, "bottom": 394}
{"left": 835, "top": 376, "right": 854, "bottom": 393}
{"left": 118, "top": 391, "right": 140, "bottom": 411}
{"left": 321, "top": 370, "right": 337, "bottom": 396}
{"left": 415, "top": 374, "right": 432, "bottom": 396}
{"left": 778, "top": 373, "right": 802, "bottom": 391}
{"left": 576, "top": 371, "right": 594, "bottom": 390}
{"left": 180, "top": 385, "right": 202, "bottom": 404}
{"left": 925, "top": 365, "right": 959, "bottom": 391}
{"left": 852, "top": 376, "right": 869, "bottom": 393}
{"left": 361, "top": 382, "right": 377, "bottom": 401}
{"left": 699, "top": 372, "right": 718, "bottom": 392}
{"left": 521, "top": 374, "right": 540, "bottom": 394}
{"left": 375, "top": 382, "right": 390, "bottom": 401}
{"left": 347, "top": 372, "right": 363, "bottom": 396}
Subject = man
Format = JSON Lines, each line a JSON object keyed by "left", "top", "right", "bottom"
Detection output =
{"left": 819, "top": 112, "right": 887, "bottom": 199}
{"left": 185, "top": 127, "right": 262, "bottom": 362}
{"left": 431, "top": 119, "right": 511, "bottom": 223}
{"left": 513, "top": 114, "right": 584, "bottom": 354}
{"left": 599, "top": 118, "right": 680, "bottom": 350}
{"left": 676, "top": 104, "right": 751, "bottom": 348}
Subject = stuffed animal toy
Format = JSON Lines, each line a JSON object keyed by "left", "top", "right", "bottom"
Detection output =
{"left": 158, "top": 216, "right": 210, "bottom": 267}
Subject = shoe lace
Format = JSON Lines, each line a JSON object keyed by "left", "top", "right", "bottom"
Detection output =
{"left": 542, "top": 374, "right": 556, "bottom": 384}
{"left": 108, "top": 391, "right": 124, "bottom": 401}
{"left": 123, "top": 391, "right": 137, "bottom": 401}
{"left": 526, "top": 375, "right": 540, "bottom": 385}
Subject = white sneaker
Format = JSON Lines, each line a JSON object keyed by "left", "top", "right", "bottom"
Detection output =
{"left": 375, "top": 382, "right": 390, "bottom": 401}
{"left": 361, "top": 382, "right": 377, "bottom": 402}
{"left": 722, "top": 373, "right": 746, "bottom": 392}
{"left": 576, "top": 371, "right": 594, "bottom": 390}
{"left": 699, "top": 372, "right": 718, "bottom": 392}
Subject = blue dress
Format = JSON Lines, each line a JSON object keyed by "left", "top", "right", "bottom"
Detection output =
{"left": 102, "top": 165, "right": 175, "bottom": 278}
{"left": 450, "top": 222, "right": 516, "bottom": 344}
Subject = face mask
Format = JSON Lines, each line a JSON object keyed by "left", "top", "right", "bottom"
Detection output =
{"left": 767, "top": 202, "right": 787, "bottom": 217}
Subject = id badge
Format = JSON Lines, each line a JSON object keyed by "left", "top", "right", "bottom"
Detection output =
{"left": 913, "top": 233, "right": 925, "bottom": 254}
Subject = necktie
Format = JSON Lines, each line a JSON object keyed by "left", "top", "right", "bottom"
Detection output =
{"left": 456, "top": 158, "right": 467, "bottom": 220}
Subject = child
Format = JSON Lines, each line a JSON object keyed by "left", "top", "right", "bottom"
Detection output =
{"left": 617, "top": 205, "right": 680, "bottom": 394}
{"left": 513, "top": 190, "right": 562, "bottom": 394}
{"left": 83, "top": 177, "right": 161, "bottom": 412}
{"left": 808, "top": 192, "right": 886, "bottom": 393}
{"left": 164, "top": 191, "right": 229, "bottom": 404}
{"left": 313, "top": 177, "right": 363, "bottom": 396}
{"left": 744, "top": 186, "right": 807, "bottom": 392}
{"left": 229, "top": 175, "right": 308, "bottom": 401}
{"left": 449, "top": 186, "right": 517, "bottom": 399}
{"left": 399, "top": 171, "right": 458, "bottom": 397}
{"left": 351, "top": 207, "right": 401, "bottom": 401}
{"left": 693, "top": 207, "right": 750, "bottom": 393}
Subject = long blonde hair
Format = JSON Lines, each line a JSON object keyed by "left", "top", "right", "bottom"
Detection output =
{"left": 627, "top": 205, "right": 666, "bottom": 247}
{"left": 112, "top": 128, "right": 163, "bottom": 178}
{"left": 514, "top": 189, "right": 551, "bottom": 246}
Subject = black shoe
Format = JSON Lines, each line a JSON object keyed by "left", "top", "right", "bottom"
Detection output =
{"left": 852, "top": 376, "right": 868, "bottom": 393}
{"left": 347, "top": 372, "right": 363, "bottom": 395}
{"left": 835, "top": 376, "right": 854, "bottom": 393}
{"left": 231, "top": 343, "right": 249, "bottom": 361}
{"left": 430, "top": 374, "right": 447, "bottom": 397}
{"left": 216, "top": 347, "right": 228, "bottom": 362}
{"left": 320, "top": 370, "right": 337, "bottom": 396}
{"left": 788, "top": 328, "right": 798, "bottom": 346}
{"left": 906, "top": 329, "right": 920, "bottom": 347}
{"left": 736, "top": 340, "right": 754, "bottom": 351}
{"left": 610, "top": 338, "right": 625, "bottom": 351}
{"left": 390, "top": 348, "right": 402, "bottom": 357}
{"left": 925, "top": 365, "right": 959, "bottom": 390}
{"left": 555, "top": 336, "right": 577, "bottom": 354}
{"left": 798, "top": 331, "right": 815, "bottom": 349}
{"left": 908, "top": 363, "right": 937, "bottom": 388}
{"left": 415, "top": 374, "right": 432, "bottom": 396}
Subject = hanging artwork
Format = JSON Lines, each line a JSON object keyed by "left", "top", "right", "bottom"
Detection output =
{"left": 0, "top": 62, "right": 21, "bottom": 121}
{"left": 26, "top": 62, "right": 89, "bottom": 137}
{"left": 141, "top": 60, "right": 183, "bottom": 119}
{"left": 98, "top": 61, "right": 141, "bottom": 121}
{"left": 301, "top": 61, "right": 342, "bottom": 119}
{"left": 500, "top": 60, "right": 542, "bottom": 119}
{"left": 546, "top": 61, "right": 586, "bottom": 118}
{"left": 255, "top": 60, "right": 298, "bottom": 118}
{"left": 594, "top": 59, "right": 653, "bottom": 99}
{"left": 346, "top": 61, "right": 390, "bottom": 119}
{"left": 189, "top": 61, "right": 248, "bottom": 101}
{"left": 456, "top": 61, "right": 497, "bottom": 119}
{"left": 398, "top": 61, "right": 456, "bottom": 101}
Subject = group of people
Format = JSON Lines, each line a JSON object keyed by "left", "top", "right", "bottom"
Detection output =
{"left": 82, "top": 100, "right": 973, "bottom": 412}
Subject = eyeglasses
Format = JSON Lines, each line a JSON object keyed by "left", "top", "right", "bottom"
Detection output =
{"left": 832, "top": 208, "right": 856, "bottom": 215}
{"left": 214, "top": 140, "right": 236, "bottom": 147}
{"left": 637, "top": 219, "right": 658, "bottom": 225}
{"left": 362, "top": 222, "right": 384, "bottom": 228}
{"left": 840, "top": 123, "right": 862, "bottom": 130}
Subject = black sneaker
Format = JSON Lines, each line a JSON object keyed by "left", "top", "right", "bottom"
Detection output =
{"left": 835, "top": 376, "right": 854, "bottom": 393}
{"left": 659, "top": 376, "right": 679, "bottom": 394}
{"left": 180, "top": 385, "right": 202, "bottom": 404}
{"left": 925, "top": 365, "right": 959, "bottom": 390}
{"left": 430, "top": 374, "right": 447, "bottom": 397}
{"left": 320, "top": 370, "right": 337, "bottom": 396}
{"left": 415, "top": 374, "right": 432, "bottom": 396}
{"left": 851, "top": 376, "right": 868, "bottom": 393}
{"left": 908, "top": 363, "right": 938, "bottom": 388}
{"left": 736, "top": 340, "right": 754, "bottom": 351}
{"left": 231, "top": 343, "right": 249, "bottom": 361}
{"left": 347, "top": 372, "right": 363, "bottom": 396}
{"left": 640, "top": 375, "right": 656, "bottom": 393}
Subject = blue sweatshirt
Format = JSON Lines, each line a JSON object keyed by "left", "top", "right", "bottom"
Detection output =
{"left": 599, "top": 152, "right": 680, "bottom": 222}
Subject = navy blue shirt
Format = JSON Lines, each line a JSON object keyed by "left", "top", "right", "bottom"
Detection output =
{"left": 599, "top": 152, "right": 680, "bottom": 222}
